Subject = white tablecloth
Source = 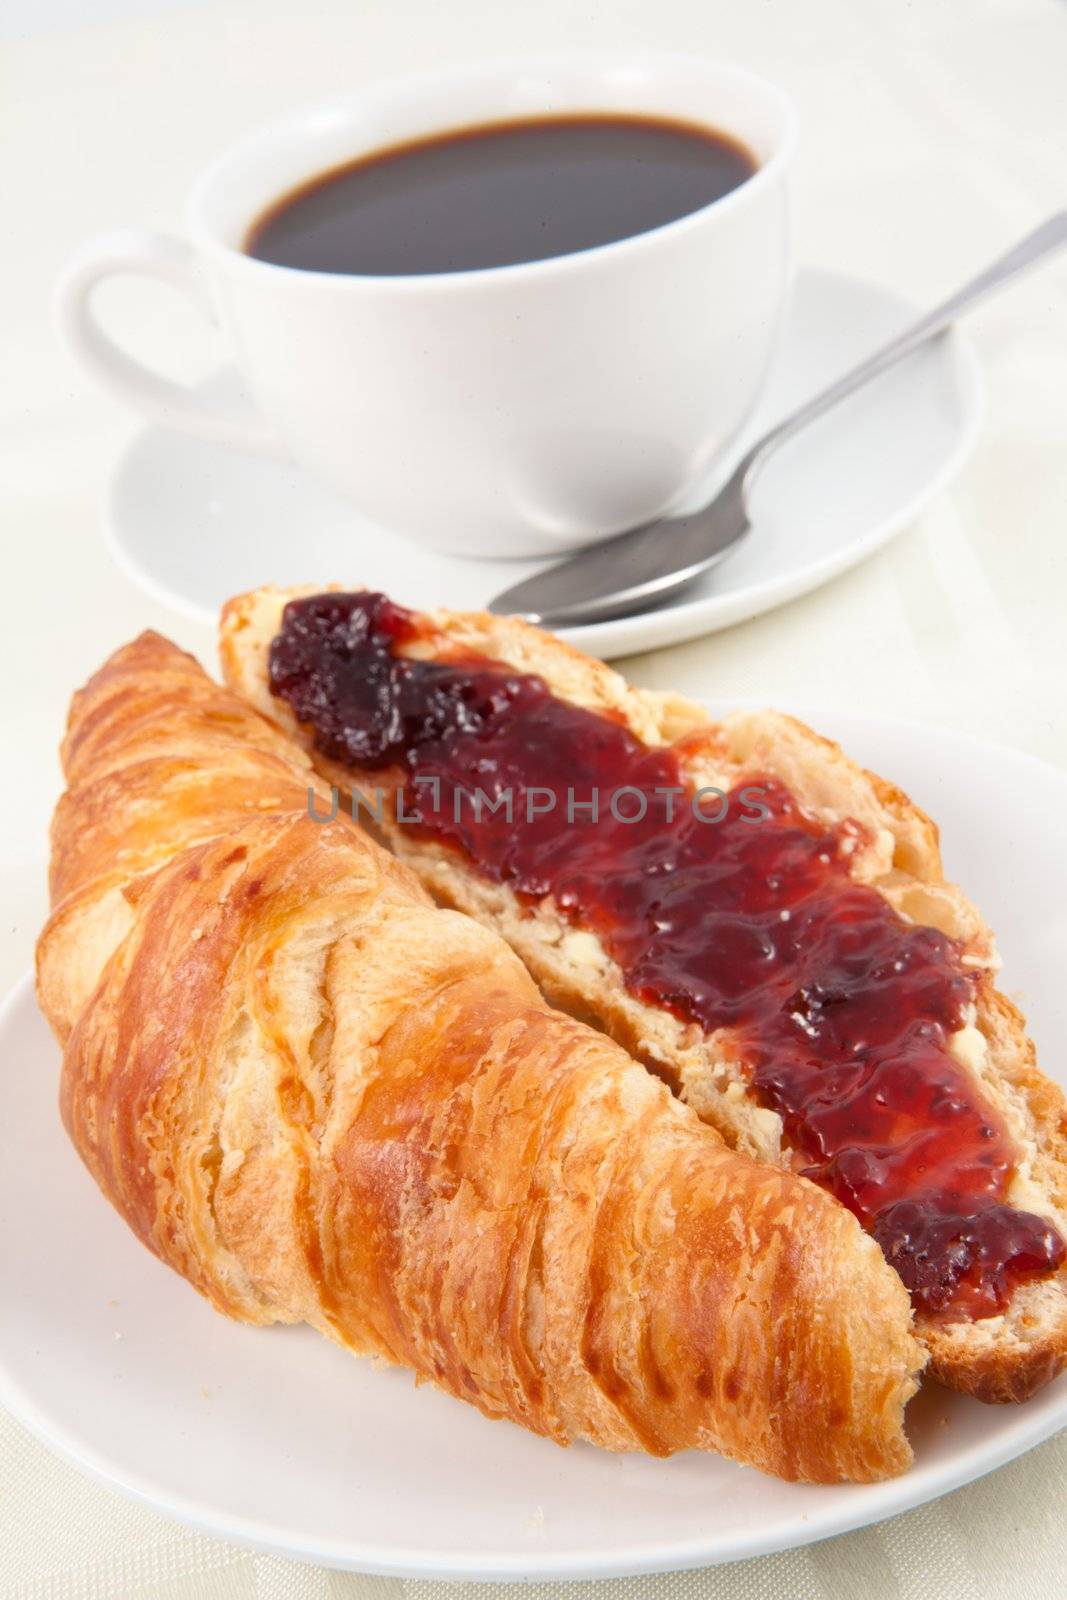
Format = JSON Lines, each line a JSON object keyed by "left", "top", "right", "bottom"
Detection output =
{"left": 2, "top": 0, "right": 1066, "bottom": 1593}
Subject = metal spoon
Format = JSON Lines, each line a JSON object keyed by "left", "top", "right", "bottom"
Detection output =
{"left": 490, "top": 212, "right": 1067, "bottom": 628}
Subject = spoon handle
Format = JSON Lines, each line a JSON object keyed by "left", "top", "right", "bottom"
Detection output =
{"left": 741, "top": 211, "right": 1067, "bottom": 489}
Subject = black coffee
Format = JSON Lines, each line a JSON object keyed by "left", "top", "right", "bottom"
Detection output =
{"left": 245, "top": 113, "right": 757, "bottom": 276}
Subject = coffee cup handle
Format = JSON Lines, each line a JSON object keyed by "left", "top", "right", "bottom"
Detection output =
{"left": 56, "top": 226, "right": 283, "bottom": 456}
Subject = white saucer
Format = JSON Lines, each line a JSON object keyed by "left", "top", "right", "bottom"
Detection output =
{"left": 108, "top": 267, "right": 981, "bottom": 658}
{"left": 3, "top": 708, "right": 1064, "bottom": 1580}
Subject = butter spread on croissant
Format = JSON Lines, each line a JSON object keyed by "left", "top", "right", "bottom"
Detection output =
{"left": 36, "top": 631, "right": 922, "bottom": 1484}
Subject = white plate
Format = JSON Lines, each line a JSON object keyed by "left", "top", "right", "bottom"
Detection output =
{"left": 107, "top": 267, "right": 981, "bottom": 658}
{"left": 3, "top": 709, "right": 1065, "bottom": 1579}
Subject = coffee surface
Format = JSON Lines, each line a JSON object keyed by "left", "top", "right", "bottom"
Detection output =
{"left": 245, "top": 113, "right": 756, "bottom": 275}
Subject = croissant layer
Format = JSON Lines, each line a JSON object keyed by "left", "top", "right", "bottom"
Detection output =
{"left": 38, "top": 631, "right": 922, "bottom": 1483}
{"left": 218, "top": 586, "right": 1067, "bottom": 1404}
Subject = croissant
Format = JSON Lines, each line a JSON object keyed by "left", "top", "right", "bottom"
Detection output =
{"left": 218, "top": 585, "right": 1067, "bottom": 1405}
{"left": 36, "top": 631, "right": 923, "bottom": 1483}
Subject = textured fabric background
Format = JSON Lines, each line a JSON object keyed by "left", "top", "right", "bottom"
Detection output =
{"left": 2, "top": 0, "right": 1066, "bottom": 1593}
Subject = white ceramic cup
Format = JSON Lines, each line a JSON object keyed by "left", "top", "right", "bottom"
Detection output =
{"left": 58, "top": 53, "right": 795, "bottom": 559}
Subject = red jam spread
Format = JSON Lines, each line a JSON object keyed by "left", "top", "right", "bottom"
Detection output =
{"left": 270, "top": 592, "right": 1065, "bottom": 1319}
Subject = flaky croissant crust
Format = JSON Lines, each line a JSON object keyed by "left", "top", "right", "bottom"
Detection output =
{"left": 37, "top": 632, "right": 922, "bottom": 1483}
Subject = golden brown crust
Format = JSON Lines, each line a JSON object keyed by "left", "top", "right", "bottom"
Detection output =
{"left": 219, "top": 586, "right": 1067, "bottom": 1403}
{"left": 37, "top": 630, "right": 924, "bottom": 1483}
